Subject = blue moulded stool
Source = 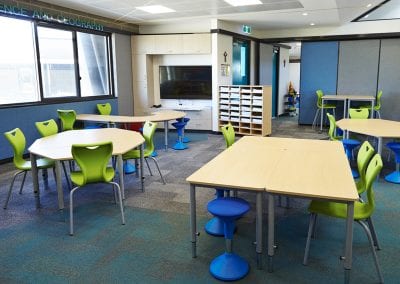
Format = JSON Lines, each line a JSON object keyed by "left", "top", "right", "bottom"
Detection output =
{"left": 342, "top": 138, "right": 361, "bottom": 178}
{"left": 205, "top": 189, "right": 225, "bottom": 236}
{"left": 385, "top": 142, "right": 400, "bottom": 183}
{"left": 208, "top": 197, "right": 250, "bottom": 281}
{"left": 176, "top": 117, "right": 191, "bottom": 143}
{"left": 172, "top": 121, "right": 188, "bottom": 150}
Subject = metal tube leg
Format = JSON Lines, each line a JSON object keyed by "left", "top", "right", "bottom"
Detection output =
{"left": 343, "top": 202, "right": 354, "bottom": 284}
{"left": 370, "top": 101, "right": 375, "bottom": 119}
{"left": 312, "top": 109, "right": 320, "bottom": 129}
{"left": 320, "top": 102, "right": 324, "bottom": 132}
{"left": 54, "top": 161, "right": 64, "bottom": 210}
{"left": 303, "top": 213, "right": 317, "bottom": 265}
{"left": 256, "top": 192, "right": 263, "bottom": 269}
{"left": 268, "top": 193, "right": 275, "bottom": 272}
{"left": 144, "top": 158, "right": 153, "bottom": 176}
{"left": 18, "top": 171, "right": 28, "bottom": 194}
{"left": 69, "top": 186, "right": 79, "bottom": 236}
{"left": 367, "top": 217, "right": 381, "bottom": 250}
{"left": 4, "top": 171, "right": 24, "bottom": 209}
{"left": 110, "top": 182, "right": 125, "bottom": 225}
{"left": 140, "top": 144, "right": 145, "bottom": 192}
{"left": 149, "top": 157, "right": 166, "bottom": 184}
{"left": 117, "top": 155, "right": 125, "bottom": 199}
{"left": 30, "top": 153, "right": 41, "bottom": 209}
{"left": 190, "top": 184, "right": 197, "bottom": 258}
{"left": 164, "top": 121, "right": 168, "bottom": 151}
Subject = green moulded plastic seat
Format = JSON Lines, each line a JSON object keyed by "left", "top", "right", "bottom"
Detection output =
{"left": 57, "top": 109, "right": 76, "bottom": 131}
{"left": 97, "top": 103, "right": 112, "bottom": 115}
{"left": 349, "top": 108, "right": 369, "bottom": 119}
{"left": 122, "top": 121, "right": 166, "bottom": 184}
{"left": 303, "top": 154, "right": 384, "bottom": 284}
{"left": 355, "top": 141, "right": 375, "bottom": 195}
{"left": 312, "top": 89, "right": 336, "bottom": 129}
{"left": 69, "top": 141, "right": 125, "bottom": 236}
{"left": 360, "top": 90, "right": 382, "bottom": 118}
{"left": 35, "top": 119, "right": 72, "bottom": 190}
{"left": 3, "top": 128, "right": 55, "bottom": 209}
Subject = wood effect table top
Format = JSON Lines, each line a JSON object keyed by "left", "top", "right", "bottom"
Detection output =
{"left": 187, "top": 136, "right": 358, "bottom": 201}
{"left": 337, "top": 119, "right": 400, "bottom": 138}
{"left": 29, "top": 128, "right": 145, "bottom": 160}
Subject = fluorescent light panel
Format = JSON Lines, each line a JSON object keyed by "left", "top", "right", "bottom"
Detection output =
{"left": 224, "top": 0, "right": 262, "bottom": 7}
{"left": 136, "top": 5, "right": 175, "bottom": 14}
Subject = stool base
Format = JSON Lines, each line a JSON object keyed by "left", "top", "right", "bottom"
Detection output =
{"left": 177, "top": 137, "right": 190, "bottom": 143}
{"left": 210, "top": 252, "right": 249, "bottom": 281}
{"left": 385, "top": 171, "right": 400, "bottom": 184}
{"left": 124, "top": 162, "right": 136, "bottom": 174}
{"left": 172, "top": 142, "right": 188, "bottom": 150}
{"left": 151, "top": 150, "right": 158, "bottom": 157}
{"left": 205, "top": 217, "right": 225, "bottom": 237}
{"left": 352, "top": 168, "right": 359, "bottom": 179}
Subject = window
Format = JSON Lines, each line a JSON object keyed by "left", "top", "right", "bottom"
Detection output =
{"left": 38, "top": 27, "right": 77, "bottom": 98}
{"left": 0, "top": 15, "right": 113, "bottom": 106}
{"left": 0, "top": 17, "right": 39, "bottom": 104}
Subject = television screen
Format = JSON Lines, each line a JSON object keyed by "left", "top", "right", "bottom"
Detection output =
{"left": 159, "top": 65, "right": 212, "bottom": 100}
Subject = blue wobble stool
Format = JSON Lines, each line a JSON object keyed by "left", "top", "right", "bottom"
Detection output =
{"left": 172, "top": 121, "right": 188, "bottom": 150}
{"left": 176, "top": 117, "right": 191, "bottom": 143}
{"left": 208, "top": 197, "right": 250, "bottom": 281}
{"left": 342, "top": 138, "right": 361, "bottom": 178}
{"left": 204, "top": 189, "right": 225, "bottom": 236}
{"left": 385, "top": 142, "right": 400, "bottom": 183}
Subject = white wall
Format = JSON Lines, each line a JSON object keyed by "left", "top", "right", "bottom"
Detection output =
{"left": 289, "top": 62, "right": 300, "bottom": 93}
{"left": 278, "top": 48, "right": 290, "bottom": 116}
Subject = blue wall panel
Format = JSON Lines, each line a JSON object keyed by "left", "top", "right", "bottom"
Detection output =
{"left": 299, "top": 41, "right": 339, "bottom": 124}
{"left": 0, "top": 98, "right": 117, "bottom": 160}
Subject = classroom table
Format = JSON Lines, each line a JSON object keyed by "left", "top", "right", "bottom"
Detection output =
{"left": 336, "top": 118, "right": 400, "bottom": 156}
{"left": 76, "top": 110, "right": 185, "bottom": 150}
{"left": 186, "top": 136, "right": 358, "bottom": 282}
{"left": 320, "top": 95, "right": 375, "bottom": 131}
{"left": 29, "top": 128, "right": 145, "bottom": 210}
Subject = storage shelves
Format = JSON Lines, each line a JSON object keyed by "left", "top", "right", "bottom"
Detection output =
{"left": 218, "top": 85, "right": 272, "bottom": 136}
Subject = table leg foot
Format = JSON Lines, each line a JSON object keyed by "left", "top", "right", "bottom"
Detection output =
{"left": 344, "top": 269, "right": 351, "bottom": 284}
{"left": 268, "top": 256, "right": 273, "bottom": 272}
{"left": 191, "top": 241, "right": 197, "bottom": 258}
{"left": 257, "top": 253, "right": 262, "bottom": 269}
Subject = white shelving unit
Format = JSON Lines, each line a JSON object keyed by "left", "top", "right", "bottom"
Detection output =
{"left": 218, "top": 85, "right": 272, "bottom": 136}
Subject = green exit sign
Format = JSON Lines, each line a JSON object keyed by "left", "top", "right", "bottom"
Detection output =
{"left": 242, "top": 25, "right": 251, "bottom": 34}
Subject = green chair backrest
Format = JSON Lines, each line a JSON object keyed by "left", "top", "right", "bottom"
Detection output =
{"left": 316, "top": 90, "right": 324, "bottom": 108}
{"left": 326, "top": 113, "right": 338, "bottom": 141}
{"left": 71, "top": 141, "right": 113, "bottom": 185}
{"left": 97, "top": 103, "right": 112, "bottom": 115}
{"left": 57, "top": 109, "right": 76, "bottom": 131}
{"left": 357, "top": 141, "right": 375, "bottom": 194}
{"left": 142, "top": 121, "right": 157, "bottom": 154}
{"left": 221, "top": 123, "right": 235, "bottom": 148}
{"left": 363, "top": 154, "right": 383, "bottom": 215}
{"left": 349, "top": 108, "right": 369, "bottom": 119}
{"left": 4, "top": 128, "right": 27, "bottom": 169}
{"left": 375, "top": 90, "right": 382, "bottom": 110}
{"left": 35, "top": 119, "right": 58, "bottom": 137}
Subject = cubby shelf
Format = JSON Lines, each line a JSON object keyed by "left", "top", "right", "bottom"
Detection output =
{"left": 218, "top": 85, "right": 272, "bottom": 136}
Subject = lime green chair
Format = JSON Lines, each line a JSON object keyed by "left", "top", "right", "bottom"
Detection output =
{"left": 122, "top": 121, "right": 166, "bottom": 184}
{"left": 35, "top": 119, "right": 72, "bottom": 190}
{"left": 349, "top": 108, "right": 369, "bottom": 119}
{"left": 57, "top": 109, "right": 76, "bottom": 131}
{"left": 97, "top": 103, "right": 112, "bottom": 115}
{"left": 360, "top": 90, "right": 382, "bottom": 118}
{"left": 312, "top": 90, "right": 336, "bottom": 129}
{"left": 69, "top": 141, "right": 125, "bottom": 235}
{"left": 221, "top": 123, "right": 235, "bottom": 148}
{"left": 3, "top": 128, "right": 55, "bottom": 209}
{"left": 303, "top": 154, "right": 384, "bottom": 283}
{"left": 326, "top": 113, "right": 342, "bottom": 141}
{"left": 356, "top": 141, "right": 375, "bottom": 195}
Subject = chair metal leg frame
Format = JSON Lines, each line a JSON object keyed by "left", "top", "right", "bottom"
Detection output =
{"left": 18, "top": 171, "right": 28, "bottom": 194}
{"left": 69, "top": 182, "right": 125, "bottom": 236}
{"left": 148, "top": 157, "right": 166, "bottom": 184}
{"left": 4, "top": 170, "right": 26, "bottom": 209}
{"left": 303, "top": 213, "right": 317, "bottom": 265}
{"left": 376, "top": 110, "right": 381, "bottom": 119}
{"left": 366, "top": 217, "right": 381, "bottom": 250}
{"left": 312, "top": 109, "right": 321, "bottom": 129}
{"left": 144, "top": 158, "right": 153, "bottom": 176}
{"left": 357, "top": 220, "right": 384, "bottom": 283}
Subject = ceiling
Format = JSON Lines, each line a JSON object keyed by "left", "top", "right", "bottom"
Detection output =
{"left": 38, "top": 0, "right": 386, "bottom": 30}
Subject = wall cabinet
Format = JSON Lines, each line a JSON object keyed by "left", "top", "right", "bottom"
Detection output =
{"left": 218, "top": 85, "right": 272, "bottom": 136}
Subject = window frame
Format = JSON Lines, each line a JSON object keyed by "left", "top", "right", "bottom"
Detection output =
{"left": 0, "top": 15, "right": 115, "bottom": 108}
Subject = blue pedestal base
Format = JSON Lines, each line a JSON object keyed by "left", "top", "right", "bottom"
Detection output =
{"left": 177, "top": 137, "right": 190, "bottom": 143}
{"left": 151, "top": 151, "right": 158, "bottom": 157}
{"left": 172, "top": 142, "right": 188, "bottom": 150}
{"left": 352, "top": 168, "right": 359, "bottom": 179}
{"left": 210, "top": 252, "right": 249, "bottom": 281}
{"left": 124, "top": 162, "right": 136, "bottom": 174}
{"left": 385, "top": 171, "right": 400, "bottom": 184}
{"left": 205, "top": 217, "right": 225, "bottom": 237}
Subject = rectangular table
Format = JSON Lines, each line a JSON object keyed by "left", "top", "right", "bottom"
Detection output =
{"left": 320, "top": 95, "right": 375, "bottom": 131}
{"left": 187, "top": 136, "right": 358, "bottom": 282}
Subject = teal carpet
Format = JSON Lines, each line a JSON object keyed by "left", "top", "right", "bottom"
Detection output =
{"left": 0, "top": 179, "right": 399, "bottom": 283}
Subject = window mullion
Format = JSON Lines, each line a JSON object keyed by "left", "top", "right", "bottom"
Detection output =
{"left": 72, "top": 31, "right": 82, "bottom": 98}
{"left": 33, "top": 22, "right": 45, "bottom": 102}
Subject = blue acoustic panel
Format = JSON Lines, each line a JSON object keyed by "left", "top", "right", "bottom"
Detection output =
{"left": 0, "top": 99, "right": 117, "bottom": 160}
{"left": 299, "top": 41, "right": 339, "bottom": 124}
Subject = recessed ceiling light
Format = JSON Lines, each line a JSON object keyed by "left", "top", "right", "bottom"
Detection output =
{"left": 302, "top": 12, "right": 308, "bottom": 16}
{"left": 224, "top": 0, "right": 262, "bottom": 7}
{"left": 136, "top": 5, "right": 175, "bottom": 14}
{"left": 310, "top": 22, "right": 315, "bottom": 26}
{"left": 367, "top": 3, "right": 372, "bottom": 8}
